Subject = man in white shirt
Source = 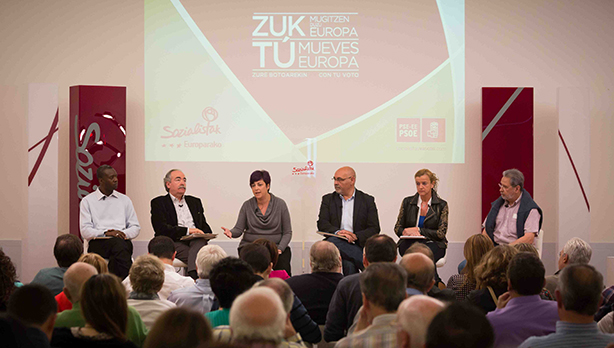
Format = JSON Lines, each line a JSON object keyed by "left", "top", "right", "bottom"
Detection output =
{"left": 80, "top": 165, "right": 140, "bottom": 279}
{"left": 123, "top": 236, "right": 194, "bottom": 300}
{"left": 150, "top": 169, "right": 213, "bottom": 279}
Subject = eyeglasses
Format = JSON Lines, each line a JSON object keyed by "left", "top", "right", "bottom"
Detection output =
{"left": 332, "top": 176, "right": 352, "bottom": 182}
{"left": 498, "top": 183, "right": 516, "bottom": 190}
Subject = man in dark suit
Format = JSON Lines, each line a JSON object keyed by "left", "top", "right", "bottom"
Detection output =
{"left": 317, "top": 166, "right": 380, "bottom": 275}
{"left": 151, "top": 169, "right": 213, "bottom": 279}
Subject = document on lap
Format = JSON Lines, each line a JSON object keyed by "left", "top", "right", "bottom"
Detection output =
{"left": 180, "top": 233, "right": 218, "bottom": 241}
{"left": 400, "top": 235, "right": 426, "bottom": 239}
{"left": 317, "top": 231, "right": 350, "bottom": 242}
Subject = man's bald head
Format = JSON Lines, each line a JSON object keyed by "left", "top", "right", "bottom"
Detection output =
{"left": 400, "top": 253, "right": 435, "bottom": 293}
{"left": 397, "top": 295, "right": 445, "bottom": 348}
{"left": 310, "top": 241, "right": 342, "bottom": 273}
{"left": 230, "top": 287, "right": 286, "bottom": 344}
{"left": 334, "top": 166, "right": 356, "bottom": 197}
{"left": 63, "top": 262, "right": 98, "bottom": 303}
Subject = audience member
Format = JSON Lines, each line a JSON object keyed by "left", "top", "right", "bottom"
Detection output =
{"left": 545, "top": 237, "right": 591, "bottom": 295}
{"left": 335, "top": 263, "right": 407, "bottom": 348}
{"left": 31, "top": 234, "right": 83, "bottom": 296}
{"left": 51, "top": 274, "right": 138, "bottom": 348}
{"left": 447, "top": 234, "right": 493, "bottom": 301}
{"left": 3, "top": 284, "right": 57, "bottom": 346}
{"left": 396, "top": 295, "right": 445, "bottom": 348}
{"left": 127, "top": 254, "right": 176, "bottom": 330}
{"left": 206, "top": 257, "right": 259, "bottom": 328}
{"left": 521, "top": 264, "right": 614, "bottom": 347}
{"left": 426, "top": 302, "right": 494, "bottom": 348}
{"left": 468, "top": 245, "right": 518, "bottom": 314}
{"left": 487, "top": 252, "right": 558, "bottom": 347}
{"left": 0, "top": 248, "right": 17, "bottom": 312}
{"left": 55, "top": 252, "right": 109, "bottom": 313}
{"left": 254, "top": 238, "right": 290, "bottom": 280}
{"left": 123, "top": 236, "right": 194, "bottom": 300}
{"left": 168, "top": 244, "right": 226, "bottom": 315}
{"left": 286, "top": 240, "right": 343, "bottom": 325}
{"left": 324, "top": 234, "right": 397, "bottom": 342}
{"left": 54, "top": 263, "right": 147, "bottom": 347}
{"left": 400, "top": 253, "right": 436, "bottom": 296}
{"left": 404, "top": 243, "right": 455, "bottom": 302}
{"left": 241, "top": 242, "right": 321, "bottom": 344}
{"left": 144, "top": 307, "right": 212, "bottom": 348}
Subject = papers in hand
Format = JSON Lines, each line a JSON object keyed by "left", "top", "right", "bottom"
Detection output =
{"left": 400, "top": 235, "right": 427, "bottom": 239}
{"left": 180, "top": 233, "right": 218, "bottom": 241}
{"left": 317, "top": 231, "right": 350, "bottom": 242}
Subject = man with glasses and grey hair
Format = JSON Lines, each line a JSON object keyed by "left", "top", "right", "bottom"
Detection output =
{"left": 545, "top": 237, "right": 592, "bottom": 294}
{"left": 151, "top": 169, "right": 213, "bottom": 279}
{"left": 317, "top": 166, "right": 381, "bottom": 275}
{"left": 482, "top": 168, "right": 543, "bottom": 246}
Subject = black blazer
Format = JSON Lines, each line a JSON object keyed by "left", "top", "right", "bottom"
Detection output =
{"left": 317, "top": 189, "right": 380, "bottom": 248}
{"left": 150, "top": 194, "right": 213, "bottom": 241}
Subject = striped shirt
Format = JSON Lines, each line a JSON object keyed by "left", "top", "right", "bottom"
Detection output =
{"left": 334, "top": 313, "right": 397, "bottom": 348}
{"left": 519, "top": 321, "right": 614, "bottom": 348}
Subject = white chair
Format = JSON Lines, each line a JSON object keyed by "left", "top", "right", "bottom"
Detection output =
{"left": 173, "top": 258, "right": 188, "bottom": 275}
{"left": 535, "top": 229, "right": 544, "bottom": 258}
{"left": 436, "top": 249, "right": 447, "bottom": 268}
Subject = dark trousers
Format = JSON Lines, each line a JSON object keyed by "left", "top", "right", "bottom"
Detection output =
{"left": 398, "top": 239, "right": 445, "bottom": 284}
{"left": 327, "top": 237, "right": 364, "bottom": 276}
{"left": 275, "top": 247, "right": 292, "bottom": 277}
{"left": 88, "top": 238, "right": 133, "bottom": 280}
{"left": 174, "top": 238, "right": 208, "bottom": 274}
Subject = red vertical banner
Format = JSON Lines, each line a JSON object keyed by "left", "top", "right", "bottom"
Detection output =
{"left": 481, "top": 87, "right": 534, "bottom": 221}
{"left": 69, "top": 86, "right": 127, "bottom": 238}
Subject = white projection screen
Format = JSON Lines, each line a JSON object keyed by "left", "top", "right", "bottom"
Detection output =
{"left": 144, "top": 0, "right": 465, "bottom": 164}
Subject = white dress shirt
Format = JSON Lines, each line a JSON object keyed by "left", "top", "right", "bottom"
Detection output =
{"left": 171, "top": 194, "right": 195, "bottom": 233}
{"left": 79, "top": 189, "right": 140, "bottom": 240}
{"left": 123, "top": 263, "right": 194, "bottom": 300}
{"left": 338, "top": 189, "right": 356, "bottom": 233}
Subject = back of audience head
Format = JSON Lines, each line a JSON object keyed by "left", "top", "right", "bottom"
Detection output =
{"left": 256, "top": 278, "right": 294, "bottom": 314}
{"left": 507, "top": 252, "right": 545, "bottom": 296}
{"left": 310, "top": 240, "right": 342, "bottom": 273}
{"left": 513, "top": 242, "right": 539, "bottom": 256}
{"left": 7, "top": 284, "right": 57, "bottom": 340}
{"left": 400, "top": 253, "right": 435, "bottom": 293}
{"left": 130, "top": 254, "right": 165, "bottom": 296}
{"left": 475, "top": 245, "right": 518, "bottom": 289}
{"left": 426, "top": 302, "right": 494, "bottom": 348}
{"left": 558, "top": 263, "right": 603, "bottom": 316}
{"left": 360, "top": 262, "right": 407, "bottom": 312}
{"left": 148, "top": 236, "right": 175, "bottom": 260}
{"left": 78, "top": 252, "right": 109, "bottom": 274}
{"left": 209, "top": 257, "right": 257, "bottom": 309}
{"left": 559, "top": 237, "right": 592, "bottom": 269}
{"left": 239, "top": 243, "right": 272, "bottom": 277}
{"left": 397, "top": 295, "right": 445, "bottom": 348}
{"left": 364, "top": 234, "right": 397, "bottom": 263}
{"left": 54, "top": 234, "right": 83, "bottom": 268}
{"left": 80, "top": 274, "right": 129, "bottom": 341}
{"left": 253, "top": 239, "right": 279, "bottom": 268}
{"left": 230, "top": 286, "right": 286, "bottom": 345}
{"left": 0, "top": 248, "right": 17, "bottom": 310}
{"left": 405, "top": 242, "right": 434, "bottom": 260}
{"left": 464, "top": 234, "right": 493, "bottom": 282}
{"left": 196, "top": 244, "right": 227, "bottom": 279}
{"left": 63, "top": 262, "right": 98, "bottom": 303}
{"left": 144, "top": 307, "right": 212, "bottom": 348}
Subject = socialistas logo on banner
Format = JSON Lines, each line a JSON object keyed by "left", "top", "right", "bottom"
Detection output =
{"left": 292, "top": 160, "right": 316, "bottom": 176}
{"left": 159, "top": 107, "right": 223, "bottom": 149}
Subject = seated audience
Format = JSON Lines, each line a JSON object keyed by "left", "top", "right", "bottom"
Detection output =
{"left": 545, "top": 237, "right": 591, "bottom": 295}
{"left": 229, "top": 287, "right": 303, "bottom": 347}
{"left": 127, "top": 255, "right": 176, "bottom": 330}
{"left": 324, "top": 234, "right": 397, "bottom": 342}
{"left": 144, "top": 307, "right": 212, "bottom": 348}
{"left": 123, "top": 236, "right": 194, "bottom": 300}
{"left": 54, "top": 262, "right": 147, "bottom": 347}
{"left": 286, "top": 240, "right": 343, "bottom": 325}
{"left": 486, "top": 252, "right": 558, "bottom": 348}
{"left": 168, "top": 244, "right": 226, "bottom": 315}
{"left": 206, "top": 257, "right": 259, "bottom": 328}
{"left": 31, "top": 234, "right": 83, "bottom": 296}
{"left": 447, "top": 234, "right": 493, "bottom": 301}
{"left": 254, "top": 238, "right": 290, "bottom": 280}
{"left": 0, "top": 248, "right": 17, "bottom": 312}
{"left": 396, "top": 295, "right": 445, "bottom": 348}
{"left": 468, "top": 245, "right": 518, "bottom": 314}
{"left": 521, "top": 264, "right": 614, "bottom": 347}
{"left": 51, "top": 274, "right": 138, "bottom": 348}
{"left": 512, "top": 243, "right": 555, "bottom": 300}
{"left": 2, "top": 284, "right": 57, "bottom": 347}
{"left": 426, "top": 302, "right": 495, "bottom": 348}
{"left": 240, "top": 243, "right": 321, "bottom": 344}
{"left": 400, "top": 253, "right": 435, "bottom": 296}
{"left": 404, "top": 243, "right": 455, "bottom": 302}
{"left": 55, "top": 252, "right": 109, "bottom": 313}
{"left": 335, "top": 263, "right": 407, "bottom": 348}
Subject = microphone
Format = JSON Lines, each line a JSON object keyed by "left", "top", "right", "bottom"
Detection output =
{"left": 178, "top": 204, "right": 183, "bottom": 207}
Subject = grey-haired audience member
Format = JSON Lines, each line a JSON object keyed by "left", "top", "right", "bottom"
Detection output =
{"left": 397, "top": 295, "right": 445, "bottom": 348}
{"left": 545, "top": 237, "right": 592, "bottom": 294}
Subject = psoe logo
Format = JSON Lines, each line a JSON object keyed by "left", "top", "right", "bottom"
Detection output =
{"left": 292, "top": 160, "right": 315, "bottom": 176}
{"left": 161, "top": 107, "right": 221, "bottom": 139}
